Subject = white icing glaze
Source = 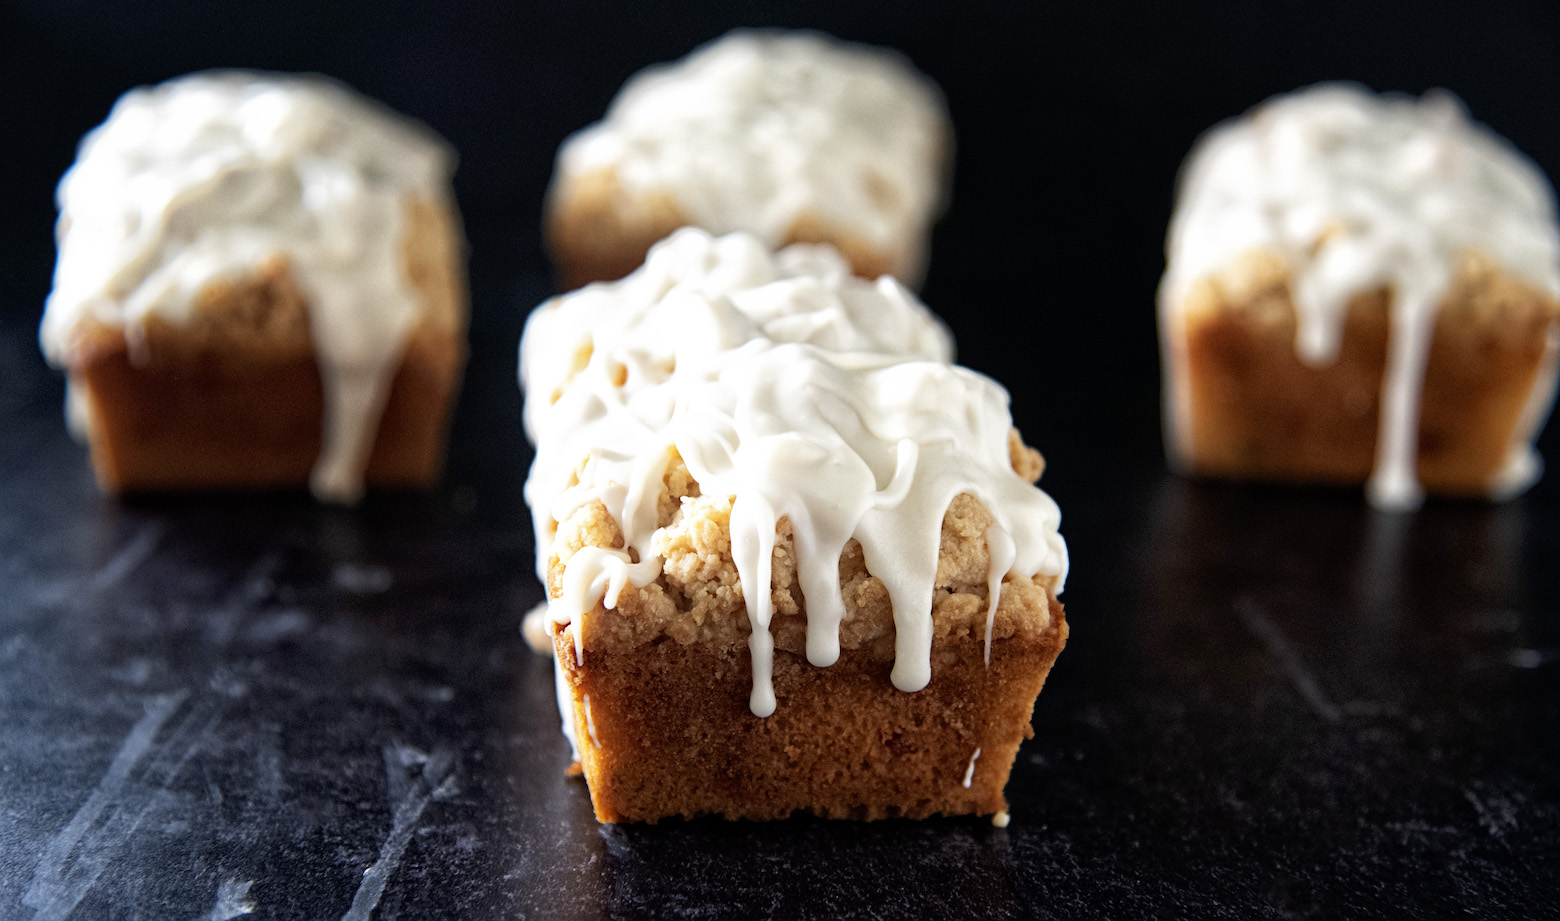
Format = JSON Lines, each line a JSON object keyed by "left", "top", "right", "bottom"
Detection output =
{"left": 555, "top": 29, "right": 949, "bottom": 285}
{"left": 553, "top": 652, "right": 581, "bottom": 764}
{"left": 521, "top": 229, "right": 1067, "bottom": 717}
{"left": 962, "top": 747, "right": 981, "bottom": 789}
{"left": 39, "top": 70, "right": 456, "bottom": 503}
{"left": 1162, "top": 83, "right": 1560, "bottom": 508}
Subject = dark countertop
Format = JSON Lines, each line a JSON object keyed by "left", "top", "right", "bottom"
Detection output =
{"left": 3, "top": 2, "right": 1560, "bottom": 917}
{"left": 2, "top": 285, "right": 1558, "bottom": 918}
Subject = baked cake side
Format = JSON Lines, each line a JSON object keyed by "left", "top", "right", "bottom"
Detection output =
{"left": 546, "top": 451, "right": 1066, "bottom": 822}
{"left": 521, "top": 229, "right": 1068, "bottom": 823}
{"left": 544, "top": 30, "right": 950, "bottom": 289}
{"left": 40, "top": 71, "right": 469, "bottom": 501}
{"left": 1170, "top": 250, "right": 1560, "bottom": 494}
{"left": 62, "top": 199, "right": 466, "bottom": 492}
{"left": 1160, "top": 84, "right": 1560, "bottom": 508}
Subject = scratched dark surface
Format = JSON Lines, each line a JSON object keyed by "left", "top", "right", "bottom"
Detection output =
{"left": 5, "top": 301, "right": 1560, "bottom": 920}
{"left": 5, "top": 2, "right": 1560, "bottom": 919}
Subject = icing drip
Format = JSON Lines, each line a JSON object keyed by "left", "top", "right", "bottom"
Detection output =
{"left": 1163, "top": 83, "right": 1560, "bottom": 508}
{"left": 521, "top": 229, "right": 1067, "bottom": 717}
{"left": 555, "top": 30, "right": 949, "bottom": 285}
{"left": 962, "top": 748, "right": 981, "bottom": 789}
{"left": 1368, "top": 291, "right": 1436, "bottom": 509}
{"left": 983, "top": 524, "right": 1016, "bottom": 665}
{"left": 39, "top": 71, "right": 455, "bottom": 503}
{"left": 730, "top": 491, "right": 780, "bottom": 717}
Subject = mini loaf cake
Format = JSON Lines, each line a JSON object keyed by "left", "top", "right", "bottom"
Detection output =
{"left": 40, "top": 71, "right": 468, "bottom": 502}
{"left": 1160, "top": 84, "right": 1560, "bottom": 509}
{"left": 521, "top": 228, "right": 1068, "bottom": 822}
{"left": 544, "top": 30, "right": 951, "bottom": 291}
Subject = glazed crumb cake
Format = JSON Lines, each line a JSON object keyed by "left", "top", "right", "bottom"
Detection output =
{"left": 544, "top": 29, "right": 951, "bottom": 290}
{"left": 40, "top": 71, "right": 468, "bottom": 502}
{"left": 1160, "top": 83, "right": 1560, "bottom": 509}
{"left": 520, "top": 228, "right": 1068, "bottom": 823}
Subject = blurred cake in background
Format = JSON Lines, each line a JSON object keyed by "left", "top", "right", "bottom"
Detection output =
{"left": 40, "top": 71, "right": 468, "bottom": 502}
{"left": 1159, "top": 83, "right": 1560, "bottom": 509}
{"left": 544, "top": 29, "right": 951, "bottom": 290}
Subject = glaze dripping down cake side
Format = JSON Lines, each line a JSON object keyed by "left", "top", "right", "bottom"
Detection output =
{"left": 520, "top": 228, "right": 1068, "bottom": 822}
{"left": 1160, "top": 83, "right": 1560, "bottom": 509}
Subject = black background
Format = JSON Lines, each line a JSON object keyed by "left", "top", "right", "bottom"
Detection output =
{"left": 2, "top": 2, "right": 1560, "bottom": 919}
{"left": 8, "top": 0, "right": 1560, "bottom": 474}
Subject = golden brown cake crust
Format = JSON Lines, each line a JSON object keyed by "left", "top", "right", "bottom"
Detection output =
{"left": 548, "top": 439, "right": 1058, "bottom": 657}
{"left": 1171, "top": 251, "right": 1560, "bottom": 494}
{"left": 555, "top": 601, "right": 1066, "bottom": 823}
{"left": 59, "top": 197, "right": 468, "bottom": 493}
{"left": 544, "top": 167, "right": 903, "bottom": 290}
{"left": 547, "top": 436, "right": 1066, "bottom": 822}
